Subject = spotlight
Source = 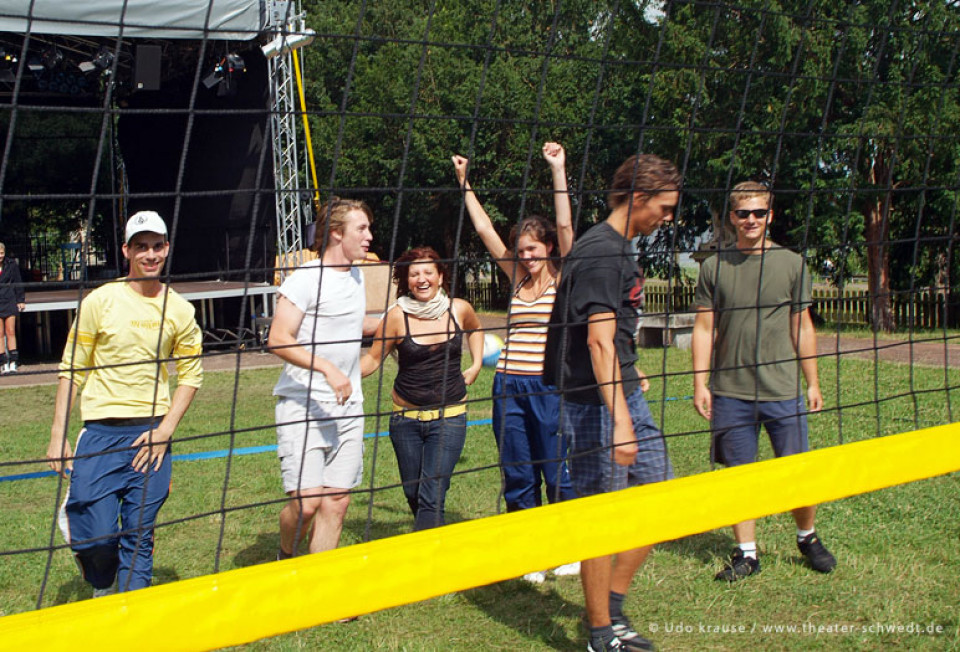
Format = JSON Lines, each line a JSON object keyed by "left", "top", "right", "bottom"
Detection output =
{"left": 224, "top": 53, "right": 246, "bottom": 75}
{"left": 79, "top": 46, "right": 115, "bottom": 75}
{"left": 202, "top": 53, "right": 246, "bottom": 97}
{"left": 41, "top": 46, "right": 63, "bottom": 70}
{"left": 0, "top": 48, "right": 16, "bottom": 83}
{"left": 261, "top": 29, "right": 316, "bottom": 59}
{"left": 25, "top": 54, "right": 44, "bottom": 75}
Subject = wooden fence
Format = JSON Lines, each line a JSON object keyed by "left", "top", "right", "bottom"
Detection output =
{"left": 642, "top": 280, "right": 950, "bottom": 330}
{"left": 812, "top": 287, "right": 950, "bottom": 330}
{"left": 643, "top": 281, "right": 697, "bottom": 315}
{"left": 463, "top": 281, "right": 510, "bottom": 311}
{"left": 464, "top": 278, "right": 952, "bottom": 330}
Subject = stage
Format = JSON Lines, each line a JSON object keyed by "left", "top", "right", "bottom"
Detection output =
{"left": 22, "top": 281, "right": 277, "bottom": 356}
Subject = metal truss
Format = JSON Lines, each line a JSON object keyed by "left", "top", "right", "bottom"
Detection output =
{"left": 266, "top": 0, "right": 309, "bottom": 282}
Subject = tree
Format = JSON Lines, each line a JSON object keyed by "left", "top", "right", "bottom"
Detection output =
{"left": 294, "top": 0, "right": 960, "bottom": 327}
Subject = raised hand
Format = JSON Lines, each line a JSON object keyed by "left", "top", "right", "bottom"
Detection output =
{"left": 542, "top": 142, "right": 566, "bottom": 170}
{"left": 451, "top": 155, "right": 470, "bottom": 188}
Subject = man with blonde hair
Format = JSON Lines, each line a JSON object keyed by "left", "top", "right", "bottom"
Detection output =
{"left": 268, "top": 198, "right": 376, "bottom": 558}
{"left": 692, "top": 181, "right": 836, "bottom": 581}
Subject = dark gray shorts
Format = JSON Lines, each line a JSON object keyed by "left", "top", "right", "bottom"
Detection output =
{"left": 711, "top": 395, "right": 809, "bottom": 466}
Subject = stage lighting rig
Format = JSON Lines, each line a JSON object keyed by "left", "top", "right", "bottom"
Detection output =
{"left": 0, "top": 48, "right": 17, "bottom": 82}
{"left": 261, "top": 29, "right": 316, "bottom": 59}
{"left": 41, "top": 46, "right": 63, "bottom": 70}
{"left": 79, "top": 47, "right": 115, "bottom": 75}
{"left": 202, "top": 53, "right": 246, "bottom": 97}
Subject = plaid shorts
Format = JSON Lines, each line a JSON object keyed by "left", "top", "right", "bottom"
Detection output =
{"left": 560, "top": 387, "right": 673, "bottom": 497}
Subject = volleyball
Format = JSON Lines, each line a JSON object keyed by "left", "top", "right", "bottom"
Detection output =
{"left": 482, "top": 333, "right": 504, "bottom": 367}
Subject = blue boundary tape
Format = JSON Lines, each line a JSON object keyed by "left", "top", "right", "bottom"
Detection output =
{"left": 0, "top": 418, "right": 493, "bottom": 484}
{"left": 1, "top": 394, "right": 695, "bottom": 485}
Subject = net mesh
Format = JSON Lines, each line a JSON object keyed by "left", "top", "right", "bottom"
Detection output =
{"left": 0, "top": 0, "right": 958, "bottom": 643}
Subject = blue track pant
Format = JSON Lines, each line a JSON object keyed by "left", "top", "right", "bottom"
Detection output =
{"left": 492, "top": 373, "right": 575, "bottom": 511}
{"left": 63, "top": 419, "right": 170, "bottom": 592}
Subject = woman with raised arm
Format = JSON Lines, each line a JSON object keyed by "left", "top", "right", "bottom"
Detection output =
{"left": 452, "top": 143, "right": 578, "bottom": 582}
{"left": 361, "top": 246, "right": 483, "bottom": 531}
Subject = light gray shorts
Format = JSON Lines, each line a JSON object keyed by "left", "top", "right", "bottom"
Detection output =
{"left": 275, "top": 396, "right": 364, "bottom": 493}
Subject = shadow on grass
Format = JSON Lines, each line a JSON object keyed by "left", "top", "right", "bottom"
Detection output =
{"left": 233, "top": 532, "right": 282, "bottom": 567}
{"left": 52, "top": 575, "right": 87, "bottom": 606}
{"left": 463, "top": 580, "right": 582, "bottom": 651}
{"left": 50, "top": 565, "right": 180, "bottom": 606}
{"left": 228, "top": 501, "right": 459, "bottom": 568}
{"left": 658, "top": 531, "right": 733, "bottom": 565}
{"left": 345, "top": 505, "right": 479, "bottom": 543}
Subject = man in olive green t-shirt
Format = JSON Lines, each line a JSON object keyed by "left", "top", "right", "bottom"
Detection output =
{"left": 691, "top": 181, "right": 836, "bottom": 581}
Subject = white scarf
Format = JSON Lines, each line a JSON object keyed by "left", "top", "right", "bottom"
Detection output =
{"left": 396, "top": 289, "right": 451, "bottom": 320}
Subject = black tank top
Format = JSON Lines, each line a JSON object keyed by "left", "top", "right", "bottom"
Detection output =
{"left": 393, "top": 309, "right": 467, "bottom": 407}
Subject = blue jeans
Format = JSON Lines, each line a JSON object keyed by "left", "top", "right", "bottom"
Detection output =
{"left": 492, "top": 373, "right": 575, "bottom": 511}
{"left": 389, "top": 412, "right": 467, "bottom": 530}
{"left": 65, "top": 419, "right": 170, "bottom": 592}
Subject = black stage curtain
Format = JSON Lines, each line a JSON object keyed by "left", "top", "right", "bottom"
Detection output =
{"left": 118, "top": 45, "right": 275, "bottom": 282}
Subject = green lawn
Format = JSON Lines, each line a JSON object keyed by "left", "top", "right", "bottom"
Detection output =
{"left": 1, "top": 349, "right": 958, "bottom": 650}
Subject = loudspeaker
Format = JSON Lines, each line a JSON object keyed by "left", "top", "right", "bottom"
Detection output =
{"left": 134, "top": 45, "right": 161, "bottom": 91}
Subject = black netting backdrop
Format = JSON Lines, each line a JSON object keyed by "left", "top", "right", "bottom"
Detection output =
{"left": 0, "top": 0, "right": 958, "bottom": 621}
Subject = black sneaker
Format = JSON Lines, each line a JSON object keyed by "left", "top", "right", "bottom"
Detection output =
{"left": 798, "top": 532, "right": 837, "bottom": 573}
{"left": 611, "top": 615, "right": 656, "bottom": 651}
{"left": 714, "top": 548, "right": 760, "bottom": 581}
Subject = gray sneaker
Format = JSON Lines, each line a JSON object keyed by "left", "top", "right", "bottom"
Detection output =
{"left": 611, "top": 616, "right": 656, "bottom": 651}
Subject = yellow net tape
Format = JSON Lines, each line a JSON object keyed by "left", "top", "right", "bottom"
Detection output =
{"left": 2, "top": 422, "right": 958, "bottom": 650}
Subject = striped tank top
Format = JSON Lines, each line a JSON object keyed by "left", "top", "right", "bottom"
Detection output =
{"left": 497, "top": 276, "right": 557, "bottom": 376}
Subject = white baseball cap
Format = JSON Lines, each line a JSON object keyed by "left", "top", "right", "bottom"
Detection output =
{"left": 125, "top": 211, "right": 168, "bottom": 243}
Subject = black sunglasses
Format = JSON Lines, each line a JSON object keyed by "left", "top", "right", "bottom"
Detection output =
{"left": 732, "top": 208, "right": 770, "bottom": 220}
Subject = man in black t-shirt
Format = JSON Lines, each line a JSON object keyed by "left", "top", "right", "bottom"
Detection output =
{"left": 545, "top": 154, "right": 681, "bottom": 652}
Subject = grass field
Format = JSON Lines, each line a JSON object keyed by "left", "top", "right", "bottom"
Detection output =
{"left": 1, "top": 346, "right": 958, "bottom": 650}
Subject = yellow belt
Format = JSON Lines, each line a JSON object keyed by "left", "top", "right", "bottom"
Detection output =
{"left": 392, "top": 402, "right": 467, "bottom": 422}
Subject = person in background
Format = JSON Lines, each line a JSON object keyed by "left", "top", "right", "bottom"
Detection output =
{"left": 0, "top": 242, "right": 25, "bottom": 374}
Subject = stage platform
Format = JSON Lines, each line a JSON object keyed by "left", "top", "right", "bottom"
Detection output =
{"left": 22, "top": 281, "right": 277, "bottom": 356}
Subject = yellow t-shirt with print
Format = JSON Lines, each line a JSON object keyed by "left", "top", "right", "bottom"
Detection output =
{"left": 59, "top": 280, "right": 204, "bottom": 421}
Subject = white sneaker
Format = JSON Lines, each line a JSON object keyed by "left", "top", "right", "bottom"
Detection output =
{"left": 7, "top": 361, "right": 16, "bottom": 373}
{"left": 552, "top": 561, "right": 581, "bottom": 576}
{"left": 0, "top": 362, "right": 8, "bottom": 375}
{"left": 522, "top": 570, "right": 547, "bottom": 584}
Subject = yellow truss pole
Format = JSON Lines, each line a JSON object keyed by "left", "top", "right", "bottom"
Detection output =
{"left": 292, "top": 48, "right": 320, "bottom": 207}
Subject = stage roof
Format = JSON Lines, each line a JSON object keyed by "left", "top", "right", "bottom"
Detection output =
{"left": 0, "top": 0, "right": 266, "bottom": 40}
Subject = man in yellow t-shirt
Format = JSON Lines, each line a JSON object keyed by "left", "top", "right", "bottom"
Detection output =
{"left": 46, "top": 211, "right": 203, "bottom": 596}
